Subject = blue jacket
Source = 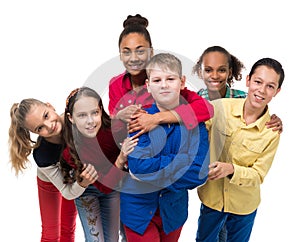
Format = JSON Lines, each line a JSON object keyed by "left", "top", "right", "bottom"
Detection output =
{"left": 120, "top": 103, "right": 209, "bottom": 235}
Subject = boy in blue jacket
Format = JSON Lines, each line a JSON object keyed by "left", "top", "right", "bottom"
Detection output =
{"left": 120, "top": 53, "right": 210, "bottom": 242}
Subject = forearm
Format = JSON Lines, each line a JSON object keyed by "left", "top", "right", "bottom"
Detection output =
{"left": 96, "top": 164, "right": 125, "bottom": 189}
{"left": 152, "top": 110, "right": 181, "bottom": 125}
{"left": 38, "top": 165, "right": 85, "bottom": 200}
{"left": 178, "top": 88, "right": 214, "bottom": 129}
{"left": 115, "top": 153, "right": 127, "bottom": 170}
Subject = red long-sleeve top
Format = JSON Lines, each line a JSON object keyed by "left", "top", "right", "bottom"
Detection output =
{"left": 63, "top": 127, "right": 125, "bottom": 194}
{"left": 109, "top": 72, "right": 214, "bottom": 129}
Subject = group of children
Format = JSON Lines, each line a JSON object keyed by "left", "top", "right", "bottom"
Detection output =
{"left": 8, "top": 14, "right": 284, "bottom": 242}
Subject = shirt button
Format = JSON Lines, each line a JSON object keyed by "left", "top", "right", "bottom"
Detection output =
{"left": 159, "top": 194, "right": 162, "bottom": 197}
{"left": 189, "top": 124, "right": 193, "bottom": 127}
{"left": 150, "top": 211, "right": 153, "bottom": 214}
{"left": 128, "top": 100, "right": 132, "bottom": 104}
{"left": 120, "top": 104, "right": 124, "bottom": 108}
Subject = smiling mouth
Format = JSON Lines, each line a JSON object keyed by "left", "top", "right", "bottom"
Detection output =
{"left": 49, "top": 122, "right": 57, "bottom": 134}
{"left": 129, "top": 65, "right": 143, "bottom": 70}
{"left": 254, "top": 94, "right": 265, "bottom": 100}
{"left": 208, "top": 80, "right": 223, "bottom": 84}
{"left": 86, "top": 125, "right": 97, "bottom": 131}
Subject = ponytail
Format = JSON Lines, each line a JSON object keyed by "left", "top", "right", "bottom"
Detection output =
{"left": 8, "top": 99, "right": 43, "bottom": 175}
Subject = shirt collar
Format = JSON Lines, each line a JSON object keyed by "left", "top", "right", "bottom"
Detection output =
{"left": 224, "top": 84, "right": 232, "bottom": 98}
{"left": 122, "top": 71, "right": 133, "bottom": 91}
{"left": 232, "top": 99, "right": 270, "bottom": 132}
{"left": 122, "top": 71, "right": 148, "bottom": 92}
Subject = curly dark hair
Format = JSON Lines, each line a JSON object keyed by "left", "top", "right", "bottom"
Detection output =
{"left": 193, "top": 46, "right": 245, "bottom": 87}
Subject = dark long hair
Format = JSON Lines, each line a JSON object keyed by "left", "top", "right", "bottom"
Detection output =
{"left": 61, "top": 86, "right": 111, "bottom": 183}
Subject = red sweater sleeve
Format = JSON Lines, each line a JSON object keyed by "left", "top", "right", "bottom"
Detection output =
{"left": 109, "top": 76, "right": 122, "bottom": 116}
{"left": 176, "top": 87, "right": 214, "bottom": 129}
{"left": 93, "top": 128, "right": 125, "bottom": 192}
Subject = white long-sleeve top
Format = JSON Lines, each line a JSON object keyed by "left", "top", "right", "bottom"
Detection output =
{"left": 37, "top": 163, "right": 85, "bottom": 200}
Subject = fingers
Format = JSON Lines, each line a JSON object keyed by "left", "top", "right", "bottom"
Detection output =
{"left": 81, "top": 164, "right": 98, "bottom": 181}
{"left": 270, "top": 114, "right": 277, "bottom": 120}
{"left": 209, "top": 162, "right": 217, "bottom": 169}
{"left": 122, "top": 137, "right": 138, "bottom": 156}
{"left": 133, "top": 130, "right": 144, "bottom": 138}
{"left": 131, "top": 109, "right": 147, "bottom": 117}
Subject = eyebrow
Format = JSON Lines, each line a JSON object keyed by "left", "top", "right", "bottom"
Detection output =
{"left": 204, "top": 64, "right": 228, "bottom": 68}
{"left": 122, "top": 45, "right": 145, "bottom": 50}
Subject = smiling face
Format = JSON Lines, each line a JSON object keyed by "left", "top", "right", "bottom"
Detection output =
{"left": 68, "top": 96, "right": 102, "bottom": 138}
{"left": 246, "top": 65, "right": 281, "bottom": 110}
{"left": 119, "top": 33, "right": 153, "bottom": 77}
{"left": 146, "top": 65, "right": 185, "bottom": 111}
{"left": 24, "top": 103, "right": 62, "bottom": 138}
{"left": 199, "top": 51, "right": 232, "bottom": 94}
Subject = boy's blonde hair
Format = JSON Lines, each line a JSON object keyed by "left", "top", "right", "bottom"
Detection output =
{"left": 146, "top": 53, "right": 182, "bottom": 78}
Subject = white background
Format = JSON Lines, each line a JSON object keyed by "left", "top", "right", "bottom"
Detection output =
{"left": 0, "top": 0, "right": 299, "bottom": 241}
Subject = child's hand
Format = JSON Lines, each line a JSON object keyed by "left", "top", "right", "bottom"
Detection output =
{"left": 78, "top": 164, "right": 98, "bottom": 188}
{"left": 208, "top": 162, "right": 234, "bottom": 180}
{"left": 266, "top": 114, "right": 283, "bottom": 134}
{"left": 121, "top": 137, "right": 138, "bottom": 157}
{"left": 116, "top": 104, "right": 143, "bottom": 123}
{"left": 128, "top": 112, "right": 157, "bottom": 137}
{"left": 115, "top": 137, "right": 139, "bottom": 169}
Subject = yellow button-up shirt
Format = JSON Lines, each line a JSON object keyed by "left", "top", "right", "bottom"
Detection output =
{"left": 198, "top": 98, "right": 280, "bottom": 215}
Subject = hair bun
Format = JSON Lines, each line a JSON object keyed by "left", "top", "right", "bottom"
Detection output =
{"left": 123, "top": 14, "right": 148, "bottom": 28}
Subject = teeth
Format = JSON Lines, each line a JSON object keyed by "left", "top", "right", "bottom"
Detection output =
{"left": 255, "top": 95, "right": 264, "bottom": 100}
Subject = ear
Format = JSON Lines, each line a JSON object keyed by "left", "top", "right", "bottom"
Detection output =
{"left": 197, "top": 69, "right": 203, "bottom": 79}
{"left": 119, "top": 50, "right": 122, "bottom": 61}
{"left": 46, "top": 102, "right": 55, "bottom": 111}
{"left": 150, "top": 47, "right": 154, "bottom": 58}
{"left": 228, "top": 68, "right": 233, "bottom": 80}
{"left": 273, "top": 87, "right": 281, "bottom": 97}
{"left": 180, "top": 75, "right": 186, "bottom": 90}
{"left": 246, "top": 75, "right": 250, "bottom": 88}
{"left": 145, "top": 79, "right": 151, "bottom": 93}
{"left": 67, "top": 112, "right": 74, "bottom": 124}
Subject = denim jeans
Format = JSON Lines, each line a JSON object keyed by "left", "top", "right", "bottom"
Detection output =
{"left": 218, "top": 224, "right": 227, "bottom": 242}
{"left": 75, "top": 185, "right": 120, "bottom": 242}
{"left": 196, "top": 204, "right": 257, "bottom": 242}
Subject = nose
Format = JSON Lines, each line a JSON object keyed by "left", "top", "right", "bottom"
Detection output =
{"left": 161, "top": 79, "right": 168, "bottom": 88}
{"left": 258, "top": 84, "right": 267, "bottom": 93}
{"left": 86, "top": 114, "right": 94, "bottom": 123}
{"left": 211, "top": 70, "right": 218, "bottom": 79}
{"left": 129, "top": 51, "right": 139, "bottom": 61}
{"left": 44, "top": 120, "right": 52, "bottom": 131}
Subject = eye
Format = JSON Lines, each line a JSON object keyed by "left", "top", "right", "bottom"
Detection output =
{"left": 136, "top": 49, "right": 146, "bottom": 55}
{"left": 204, "top": 68, "right": 212, "bottom": 73}
{"left": 219, "top": 68, "right": 227, "bottom": 73}
{"left": 151, "top": 78, "right": 161, "bottom": 83}
{"left": 44, "top": 112, "right": 49, "bottom": 119}
{"left": 92, "top": 110, "right": 99, "bottom": 115}
{"left": 267, "top": 84, "right": 275, "bottom": 89}
{"left": 167, "top": 77, "right": 176, "bottom": 82}
{"left": 121, "top": 50, "right": 131, "bottom": 56}
{"left": 78, "top": 113, "right": 87, "bottom": 118}
{"left": 36, "top": 126, "right": 44, "bottom": 133}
